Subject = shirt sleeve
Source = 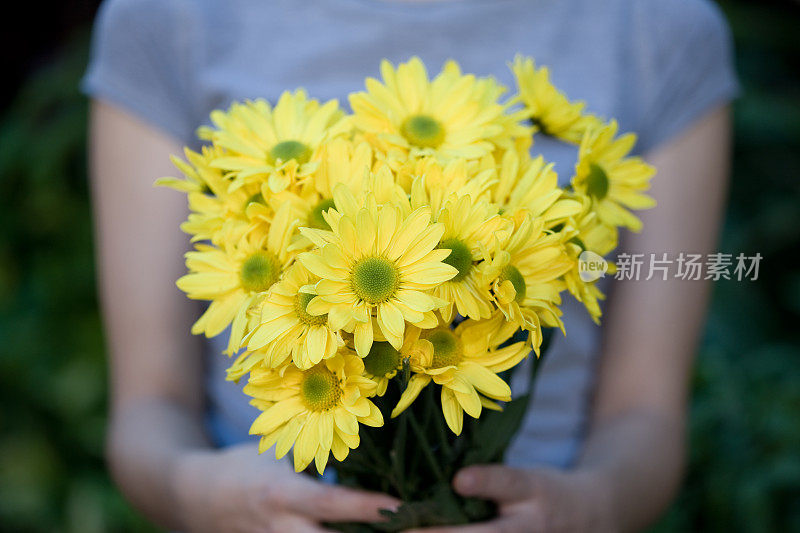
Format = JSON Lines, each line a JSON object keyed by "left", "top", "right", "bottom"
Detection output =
{"left": 81, "top": 0, "right": 200, "bottom": 144}
{"left": 634, "top": 0, "right": 740, "bottom": 153}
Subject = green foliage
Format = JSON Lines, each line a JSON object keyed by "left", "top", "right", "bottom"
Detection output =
{"left": 0, "top": 34, "right": 157, "bottom": 532}
{"left": 462, "top": 330, "right": 552, "bottom": 467}
{"left": 330, "top": 368, "right": 498, "bottom": 531}
{"left": 650, "top": 1, "right": 800, "bottom": 531}
{"left": 329, "top": 331, "right": 550, "bottom": 532}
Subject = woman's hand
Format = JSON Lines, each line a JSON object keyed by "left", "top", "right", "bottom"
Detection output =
{"left": 409, "top": 465, "right": 617, "bottom": 533}
{"left": 173, "top": 443, "right": 400, "bottom": 533}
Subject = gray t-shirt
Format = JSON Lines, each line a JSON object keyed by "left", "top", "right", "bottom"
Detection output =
{"left": 84, "top": 0, "right": 738, "bottom": 468}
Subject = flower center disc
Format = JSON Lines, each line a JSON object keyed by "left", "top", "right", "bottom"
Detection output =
{"left": 401, "top": 114, "right": 445, "bottom": 148}
{"left": 351, "top": 256, "right": 400, "bottom": 304}
{"left": 439, "top": 238, "right": 473, "bottom": 282}
{"left": 586, "top": 163, "right": 609, "bottom": 200}
{"left": 500, "top": 265, "right": 527, "bottom": 302}
{"left": 269, "top": 140, "right": 311, "bottom": 164}
{"left": 295, "top": 292, "right": 327, "bottom": 326}
{"left": 240, "top": 252, "right": 281, "bottom": 293}
{"left": 569, "top": 236, "right": 586, "bottom": 250}
{"left": 364, "top": 341, "right": 401, "bottom": 377}
{"left": 246, "top": 192, "right": 265, "bottom": 206}
{"left": 529, "top": 116, "right": 551, "bottom": 136}
{"left": 427, "top": 329, "right": 463, "bottom": 368}
{"left": 301, "top": 366, "right": 342, "bottom": 411}
{"left": 308, "top": 198, "right": 336, "bottom": 230}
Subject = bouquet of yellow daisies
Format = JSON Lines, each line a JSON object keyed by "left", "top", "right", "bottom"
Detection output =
{"left": 158, "top": 56, "right": 655, "bottom": 530}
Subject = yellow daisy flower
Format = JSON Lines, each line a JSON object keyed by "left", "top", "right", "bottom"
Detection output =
{"left": 511, "top": 55, "right": 601, "bottom": 143}
{"left": 271, "top": 137, "right": 375, "bottom": 235}
{"left": 566, "top": 252, "right": 605, "bottom": 323}
{"left": 308, "top": 138, "right": 374, "bottom": 209}
{"left": 349, "top": 57, "right": 511, "bottom": 161}
{"left": 296, "top": 157, "right": 410, "bottom": 238}
{"left": 480, "top": 212, "right": 573, "bottom": 352}
{"left": 200, "top": 91, "right": 349, "bottom": 195}
{"left": 228, "top": 263, "right": 343, "bottom": 378}
{"left": 297, "top": 200, "right": 457, "bottom": 357}
{"left": 565, "top": 194, "right": 619, "bottom": 257}
{"left": 391, "top": 321, "right": 529, "bottom": 435}
{"left": 571, "top": 120, "right": 657, "bottom": 231}
{"left": 362, "top": 341, "right": 403, "bottom": 396}
{"left": 176, "top": 203, "right": 298, "bottom": 354}
{"left": 408, "top": 157, "right": 496, "bottom": 215}
{"left": 560, "top": 227, "right": 605, "bottom": 324}
{"left": 491, "top": 147, "right": 582, "bottom": 227}
{"left": 245, "top": 350, "right": 383, "bottom": 473}
{"left": 155, "top": 146, "right": 221, "bottom": 195}
{"left": 156, "top": 145, "right": 270, "bottom": 245}
{"left": 430, "top": 193, "right": 511, "bottom": 321}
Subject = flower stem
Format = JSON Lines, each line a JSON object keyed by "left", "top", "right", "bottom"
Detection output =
{"left": 360, "top": 428, "right": 405, "bottom": 496}
{"left": 428, "top": 386, "right": 452, "bottom": 459}
{"left": 406, "top": 408, "right": 446, "bottom": 485}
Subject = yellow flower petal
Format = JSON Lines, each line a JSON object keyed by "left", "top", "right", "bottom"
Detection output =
{"left": 441, "top": 388, "right": 464, "bottom": 435}
{"left": 391, "top": 374, "right": 431, "bottom": 418}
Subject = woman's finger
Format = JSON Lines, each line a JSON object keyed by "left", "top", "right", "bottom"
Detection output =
{"left": 281, "top": 482, "right": 400, "bottom": 523}
{"left": 453, "top": 465, "right": 536, "bottom": 503}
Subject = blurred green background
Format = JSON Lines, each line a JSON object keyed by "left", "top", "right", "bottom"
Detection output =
{"left": 0, "top": 1, "right": 798, "bottom": 531}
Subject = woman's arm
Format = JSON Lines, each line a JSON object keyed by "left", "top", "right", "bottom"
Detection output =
{"left": 576, "top": 104, "right": 733, "bottom": 532}
{"left": 90, "top": 99, "right": 208, "bottom": 528}
{"left": 413, "top": 105, "right": 733, "bottom": 533}
{"left": 90, "top": 101, "right": 398, "bottom": 532}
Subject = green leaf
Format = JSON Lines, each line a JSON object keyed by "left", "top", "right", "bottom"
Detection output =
{"left": 325, "top": 483, "right": 472, "bottom": 533}
{"left": 462, "top": 393, "right": 531, "bottom": 466}
{"left": 372, "top": 483, "right": 468, "bottom": 532}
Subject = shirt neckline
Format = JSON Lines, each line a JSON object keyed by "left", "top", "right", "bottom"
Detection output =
{"left": 339, "top": 0, "right": 528, "bottom": 14}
